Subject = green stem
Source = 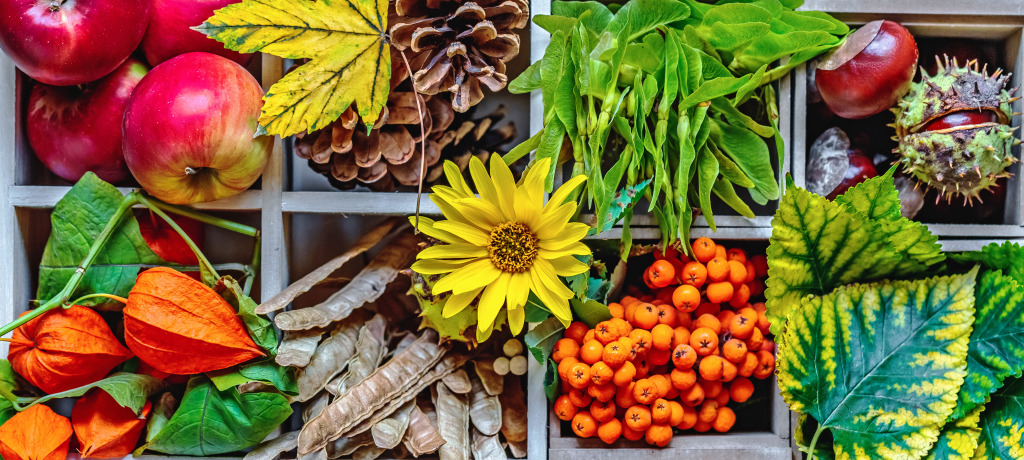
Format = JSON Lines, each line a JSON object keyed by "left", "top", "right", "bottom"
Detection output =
{"left": 0, "top": 192, "right": 141, "bottom": 337}
{"left": 136, "top": 194, "right": 220, "bottom": 282}
{"left": 245, "top": 231, "right": 261, "bottom": 295}
{"left": 69, "top": 293, "right": 127, "bottom": 306}
{"left": 144, "top": 199, "right": 258, "bottom": 237}
{"left": 806, "top": 425, "right": 826, "bottom": 460}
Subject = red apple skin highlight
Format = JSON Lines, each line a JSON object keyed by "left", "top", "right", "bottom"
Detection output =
{"left": 141, "top": 0, "right": 253, "bottom": 67}
{"left": 27, "top": 59, "right": 148, "bottom": 183}
{"left": 123, "top": 52, "right": 272, "bottom": 205}
{"left": 0, "top": 0, "right": 149, "bottom": 86}
{"left": 816, "top": 20, "right": 919, "bottom": 119}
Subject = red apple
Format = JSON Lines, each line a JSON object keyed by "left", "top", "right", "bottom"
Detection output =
{"left": 141, "top": 0, "right": 252, "bottom": 67}
{"left": 27, "top": 59, "right": 148, "bottom": 183}
{"left": 122, "top": 52, "right": 272, "bottom": 205}
{"left": 816, "top": 20, "right": 918, "bottom": 119}
{"left": 0, "top": 0, "right": 149, "bottom": 86}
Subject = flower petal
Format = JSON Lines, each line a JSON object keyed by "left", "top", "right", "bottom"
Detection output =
{"left": 545, "top": 174, "right": 586, "bottom": 212}
{"left": 518, "top": 158, "right": 548, "bottom": 205}
{"left": 476, "top": 317, "right": 497, "bottom": 343}
{"left": 539, "top": 223, "right": 590, "bottom": 251}
{"left": 529, "top": 278, "right": 572, "bottom": 326}
{"left": 433, "top": 258, "right": 499, "bottom": 294}
{"left": 508, "top": 304, "right": 525, "bottom": 335}
{"left": 505, "top": 272, "right": 531, "bottom": 312}
{"left": 514, "top": 184, "right": 542, "bottom": 230}
{"left": 412, "top": 258, "right": 477, "bottom": 275}
{"left": 417, "top": 244, "right": 488, "bottom": 260}
{"left": 444, "top": 161, "right": 474, "bottom": 198}
{"left": 443, "top": 288, "right": 482, "bottom": 318}
{"left": 409, "top": 216, "right": 466, "bottom": 244}
{"left": 434, "top": 221, "right": 490, "bottom": 246}
{"left": 534, "top": 202, "right": 577, "bottom": 240}
{"left": 533, "top": 258, "right": 575, "bottom": 299}
{"left": 477, "top": 272, "right": 510, "bottom": 332}
{"left": 547, "top": 255, "right": 590, "bottom": 277}
{"left": 469, "top": 157, "right": 509, "bottom": 220}
{"left": 451, "top": 198, "right": 503, "bottom": 229}
{"left": 540, "top": 242, "right": 592, "bottom": 259}
{"left": 489, "top": 153, "right": 517, "bottom": 219}
{"left": 431, "top": 195, "right": 492, "bottom": 233}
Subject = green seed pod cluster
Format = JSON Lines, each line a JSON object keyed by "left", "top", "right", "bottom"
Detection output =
{"left": 893, "top": 56, "right": 1021, "bottom": 203}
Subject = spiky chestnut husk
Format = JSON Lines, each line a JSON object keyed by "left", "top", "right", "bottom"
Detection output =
{"left": 408, "top": 270, "right": 504, "bottom": 347}
{"left": 893, "top": 56, "right": 1021, "bottom": 201}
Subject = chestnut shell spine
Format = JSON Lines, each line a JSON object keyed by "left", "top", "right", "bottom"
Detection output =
{"left": 893, "top": 56, "right": 1022, "bottom": 202}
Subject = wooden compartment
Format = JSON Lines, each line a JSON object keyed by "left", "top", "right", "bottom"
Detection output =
{"left": 791, "top": 4, "right": 1024, "bottom": 243}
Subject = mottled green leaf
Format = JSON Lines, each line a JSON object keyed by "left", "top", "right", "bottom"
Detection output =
{"left": 974, "top": 377, "right": 1024, "bottom": 460}
{"left": 952, "top": 270, "right": 1024, "bottom": 420}
{"left": 926, "top": 405, "right": 983, "bottom": 460}
{"left": 591, "top": 179, "right": 651, "bottom": 235}
{"left": 777, "top": 271, "right": 976, "bottom": 460}
{"left": 142, "top": 377, "right": 293, "bottom": 455}
{"left": 38, "top": 173, "right": 164, "bottom": 306}
{"left": 951, "top": 242, "right": 1024, "bottom": 284}
{"left": 524, "top": 317, "right": 565, "bottom": 364}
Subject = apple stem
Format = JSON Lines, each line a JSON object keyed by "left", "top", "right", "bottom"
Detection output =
{"left": 48, "top": 0, "right": 63, "bottom": 11}
{"left": 185, "top": 167, "right": 199, "bottom": 176}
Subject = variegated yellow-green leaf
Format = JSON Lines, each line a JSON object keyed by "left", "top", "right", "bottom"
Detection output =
{"left": 777, "top": 270, "right": 977, "bottom": 460}
{"left": 926, "top": 405, "right": 984, "bottom": 460}
{"left": 196, "top": 0, "right": 390, "bottom": 137}
{"left": 952, "top": 270, "right": 1024, "bottom": 421}
{"left": 951, "top": 242, "right": 1024, "bottom": 285}
{"left": 973, "top": 377, "right": 1024, "bottom": 460}
{"left": 766, "top": 175, "right": 943, "bottom": 336}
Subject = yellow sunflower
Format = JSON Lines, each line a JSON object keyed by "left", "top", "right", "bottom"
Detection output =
{"left": 410, "top": 154, "right": 591, "bottom": 341}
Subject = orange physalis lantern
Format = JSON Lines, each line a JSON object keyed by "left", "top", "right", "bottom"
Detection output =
{"left": 0, "top": 404, "right": 73, "bottom": 460}
{"left": 72, "top": 389, "right": 152, "bottom": 458}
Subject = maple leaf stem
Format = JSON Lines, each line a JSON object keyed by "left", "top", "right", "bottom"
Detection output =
{"left": 0, "top": 192, "right": 142, "bottom": 337}
{"left": 396, "top": 48, "right": 427, "bottom": 234}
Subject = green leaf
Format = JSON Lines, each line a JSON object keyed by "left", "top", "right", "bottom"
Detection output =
{"left": 524, "top": 317, "right": 565, "bottom": 364}
{"left": 952, "top": 270, "right": 1024, "bottom": 420}
{"left": 766, "top": 176, "right": 943, "bottom": 336}
{"left": 712, "top": 177, "right": 756, "bottom": 218}
{"left": 143, "top": 376, "right": 293, "bottom": 455}
{"left": 570, "top": 299, "right": 612, "bottom": 328}
{"left": 38, "top": 173, "right": 164, "bottom": 306}
{"left": 834, "top": 167, "right": 945, "bottom": 271}
{"left": 974, "top": 377, "right": 1024, "bottom": 459}
{"left": 21, "top": 373, "right": 164, "bottom": 414}
{"left": 925, "top": 405, "right": 983, "bottom": 460}
{"left": 777, "top": 271, "right": 977, "bottom": 460}
{"left": 545, "top": 359, "right": 561, "bottom": 401}
{"left": 217, "top": 276, "right": 277, "bottom": 353}
{"left": 196, "top": 0, "right": 391, "bottom": 136}
{"left": 696, "top": 146, "right": 719, "bottom": 231}
{"left": 552, "top": 1, "right": 614, "bottom": 31}
{"left": 708, "top": 119, "right": 778, "bottom": 201}
{"left": 950, "top": 241, "right": 1024, "bottom": 284}
{"left": 794, "top": 414, "right": 835, "bottom": 460}
{"left": 509, "top": 61, "right": 543, "bottom": 94}
{"left": 0, "top": 361, "right": 16, "bottom": 425}
{"left": 591, "top": 179, "right": 651, "bottom": 235}
{"left": 606, "top": 0, "right": 691, "bottom": 43}
{"left": 238, "top": 359, "right": 299, "bottom": 395}
{"left": 525, "top": 294, "right": 554, "bottom": 323}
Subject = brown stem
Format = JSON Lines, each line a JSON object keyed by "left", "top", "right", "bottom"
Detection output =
{"left": 396, "top": 48, "right": 427, "bottom": 233}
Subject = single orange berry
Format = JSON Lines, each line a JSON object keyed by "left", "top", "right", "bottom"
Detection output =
{"left": 552, "top": 338, "right": 580, "bottom": 363}
{"left": 692, "top": 237, "right": 717, "bottom": 263}
{"left": 697, "top": 400, "right": 719, "bottom": 423}
{"left": 680, "top": 261, "right": 708, "bottom": 289}
{"left": 568, "top": 363, "right": 592, "bottom": 389}
{"left": 705, "top": 281, "right": 735, "bottom": 304}
{"left": 608, "top": 302, "right": 624, "bottom": 319}
{"left": 613, "top": 361, "right": 637, "bottom": 387}
{"left": 602, "top": 341, "right": 629, "bottom": 368}
{"left": 693, "top": 419, "right": 712, "bottom": 433}
{"left": 699, "top": 355, "right": 725, "bottom": 381}
{"left": 682, "top": 383, "right": 705, "bottom": 407}
{"left": 744, "top": 260, "right": 757, "bottom": 283}
{"left": 571, "top": 411, "right": 598, "bottom": 438}
{"left": 651, "top": 324, "right": 674, "bottom": 351}
{"left": 651, "top": 398, "right": 672, "bottom": 424}
{"left": 567, "top": 388, "right": 592, "bottom": 407}
{"left": 668, "top": 400, "right": 685, "bottom": 426}
{"left": 730, "top": 308, "right": 758, "bottom": 339}
{"left": 689, "top": 328, "right": 719, "bottom": 356}
{"left": 629, "top": 329, "right": 653, "bottom": 354}
{"left": 590, "top": 361, "right": 614, "bottom": 385}
{"left": 590, "top": 400, "right": 616, "bottom": 422}
{"left": 746, "top": 327, "right": 764, "bottom": 351}
{"left": 692, "top": 313, "right": 722, "bottom": 335}
{"left": 588, "top": 382, "right": 616, "bottom": 403}
{"left": 672, "top": 344, "right": 698, "bottom": 369}
{"left": 624, "top": 405, "right": 652, "bottom": 431}
{"left": 738, "top": 352, "right": 758, "bottom": 378}
{"left": 580, "top": 340, "right": 604, "bottom": 364}
{"left": 595, "top": 321, "right": 621, "bottom": 345}
{"left": 754, "top": 350, "right": 776, "bottom": 379}
{"left": 656, "top": 304, "right": 678, "bottom": 327}
{"left": 679, "top": 405, "right": 698, "bottom": 429}
{"left": 721, "top": 359, "right": 738, "bottom": 382}
{"left": 597, "top": 418, "right": 623, "bottom": 444}
{"left": 648, "top": 347, "right": 671, "bottom": 367}
{"left": 670, "top": 368, "right": 697, "bottom": 391}
{"left": 729, "top": 377, "right": 755, "bottom": 403}
{"left": 671, "top": 327, "right": 691, "bottom": 350}
{"left": 706, "top": 257, "right": 730, "bottom": 282}
{"left": 712, "top": 407, "right": 736, "bottom": 433}
{"left": 558, "top": 356, "right": 580, "bottom": 380}
{"left": 728, "top": 283, "right": 751, "bottom": 308}
{"left": 622, "top": 424, "right": 645, "bottom": 441}
{"left": 715, "top": 388, "right": 731, "bottom": 407}
{"left": 672, "top": 284, "right": 701, "bottom": 312}
{"left": 649, "top": 374, "right": 671, "bottom": 398}
{"left": 715, "top": 245, "right": 727, "bottom": 260}
{"left": 632, "top": 303, "right": 660, "bottom": 330}
{"left": 716, "top": 310, "right": 736, "bottom": 332}
{"left": 616, "top": 382, "right": 637, "bottom": 408}
{"left": 722, "top": 339, "right": 748, "bottom": 363}
{"left": 632, "top": 378, "right": 658, "bottom": 405}
{"left": 648, "top": 260, "right": 676, "bottom": 288}
{"left": 565, "top": 322, "right": 589, "bottom": 344}
{"left": 553, "top": 395, "right": 577, "bottom": 421}
{"left": 700, "top": 378, "right": 723, "bottom": 399}
{"left": 725, "top": 248, "right": 748, "bottom": 264}
{"left": 644, "top": 424, "right": 673, "bottom": 447}
{"left": 727, "top": 260, "right": 747, "bottom": 285}
{"left": 583, "top": 329, "right": 596, "bottom": 344}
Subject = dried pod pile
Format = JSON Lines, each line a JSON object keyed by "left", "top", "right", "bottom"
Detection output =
{"left": 249, "top": 224, "right": 528, "bottom": 460}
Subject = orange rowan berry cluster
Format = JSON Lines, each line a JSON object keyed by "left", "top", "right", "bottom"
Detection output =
{"left": 552, "top": 237, "right": 776, "bottom": 447}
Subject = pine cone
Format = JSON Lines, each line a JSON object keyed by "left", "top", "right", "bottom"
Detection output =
{"left": 300, "top": 103, "right": 517, "bottom": 191}
{"left": 390, "top": 0, "right": 529, "bottom": 112}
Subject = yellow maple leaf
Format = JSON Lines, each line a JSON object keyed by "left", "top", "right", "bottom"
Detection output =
{"left": 195, "top": 0, "right": 391, "bottom": 138}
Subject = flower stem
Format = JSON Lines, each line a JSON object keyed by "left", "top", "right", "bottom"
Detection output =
{"left": 68, "top": 293, "right": 128, "bottom": 306}
{"left": 0, "top": 192, "right": 140, "bottom": 337}
{"left": 144, "top": 199, "right": 259, "bottom": 237}
{"left": 136, "top": 194, "right": 221, "bottom": 283}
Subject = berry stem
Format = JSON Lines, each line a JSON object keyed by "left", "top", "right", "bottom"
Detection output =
{"left": 806, "top": 425, "right": 826, "bottom": 460}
